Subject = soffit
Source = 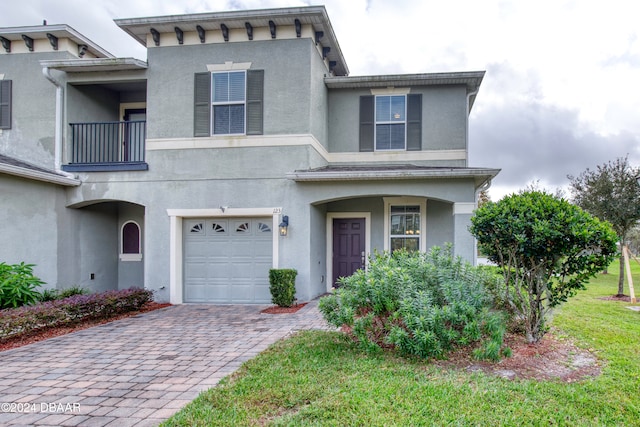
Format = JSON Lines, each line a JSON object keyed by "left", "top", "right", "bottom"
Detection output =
{"left": 0, "top": 24, "right": 112, "bottom": 58}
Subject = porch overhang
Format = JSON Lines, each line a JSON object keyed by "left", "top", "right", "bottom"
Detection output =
{"left": 0, "top": 154, "right": 80, "bottom": 187}
{"left": 286, "top": 165, "right": 500, "bottom": 189}
{"left": 39, "top": 57, "right": 148, "bottom": 73}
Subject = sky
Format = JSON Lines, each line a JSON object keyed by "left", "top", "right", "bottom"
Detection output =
{"left": 2, "top": 0, "right": 639, "bottom": 200}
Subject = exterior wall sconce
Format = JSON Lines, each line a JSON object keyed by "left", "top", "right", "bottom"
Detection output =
{"left": 279, "top": 215, "right": 289, "bottom": 236}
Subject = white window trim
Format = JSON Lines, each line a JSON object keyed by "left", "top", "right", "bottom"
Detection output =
{"left": 167, "top": 207, "right": 282, "bottom": 304}
{"left": 383, "top": 197, "right": 427, "bottom": 252}
{"left": 119, "top": 220, "right": 142, "bottom": 262}
{"left": 374, "top": 94, "right": 407, "bottom": 152}
{"left": 211, "top": 70, "right": 247, "bottom": 136}
{"left": 326, "top": 212, "right": 371, "bottom": 293}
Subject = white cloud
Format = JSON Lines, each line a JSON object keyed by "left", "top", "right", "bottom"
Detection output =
{"left": 2, "top": 0, "right": 639, "bottom": 200}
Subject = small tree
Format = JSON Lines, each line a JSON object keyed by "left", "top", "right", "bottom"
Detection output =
{"left": 568, "top": 157, "right": 640, "bottom": 296}
{"left": 470, "top": 191, "right": 617, "bottom": 343}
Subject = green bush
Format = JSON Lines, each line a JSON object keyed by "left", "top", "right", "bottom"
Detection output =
{"left": 319, "top": 246, "right": 507, "bottom": 361}
{"left": 269, "top": 269, "right": 297, "bottom": 307}
{"left": 39, "top": 286, "right": 89, "bottom": 302}
{"left": 0, "top": 262, "right": 45, "bottom": 309}
{"left": 0, "top": 287, "right": 153, "bottom": 340}
{"left": 470, "top": 190, "right": 618, "bottom": 343}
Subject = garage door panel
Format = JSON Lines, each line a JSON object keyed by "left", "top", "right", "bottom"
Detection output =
{"left": 184, "top": 217, "right": 273, "bottom": 303}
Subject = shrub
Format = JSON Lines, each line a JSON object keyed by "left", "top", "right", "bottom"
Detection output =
{"left": 269, "top": 269, "right": 297, "bottom": 307}
{"left": 470, "top": 191, "right": 618, "bottom": 343}
{"left": 0, "top": 262, "right": 45, "bottom": 309}
{"left": 319, "top": 246, "right": 507, "bottom": 361}
{"left": 0, "top": 287, "right": 153, "bottom": 340}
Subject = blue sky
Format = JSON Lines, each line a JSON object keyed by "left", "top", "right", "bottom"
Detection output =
{"left": 2, "top": 0, "right": 638, "bottom": 199}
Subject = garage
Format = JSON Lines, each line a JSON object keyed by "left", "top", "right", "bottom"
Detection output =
{"left": 183, "top": 217, "right": 273, "bottom": 303}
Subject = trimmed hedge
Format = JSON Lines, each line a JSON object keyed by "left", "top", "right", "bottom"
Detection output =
{"left": 0, "top": 287, "right": 153, "bottom": 340}
{"left": 269, "top": 269, "right": 297, "bottom": 307}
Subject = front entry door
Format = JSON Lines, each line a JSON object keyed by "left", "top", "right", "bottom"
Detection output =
{"left": 332, "top": 218, "right": 366, "bottom": 287}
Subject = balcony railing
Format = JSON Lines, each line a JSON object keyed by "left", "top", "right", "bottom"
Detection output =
{"left": 63, "top": 121, "right": 148, "bottom": 171}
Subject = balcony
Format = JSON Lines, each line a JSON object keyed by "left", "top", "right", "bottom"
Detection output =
{"left": 62, "top": 121, "right": 148, "bottom": 172}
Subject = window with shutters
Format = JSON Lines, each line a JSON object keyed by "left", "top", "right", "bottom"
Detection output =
{"left": 359, "top": 93, "right": 421, "bottom": 152}
{"left": 0, "top": 80, "right": 11, "bottom": 130}
{"left": 194, "top": 70, "right": 263, "bottom": 137}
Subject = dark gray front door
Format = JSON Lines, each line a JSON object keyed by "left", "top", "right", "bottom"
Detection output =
{"left": 332, "top": 218, "right": 365, "bottom": 287}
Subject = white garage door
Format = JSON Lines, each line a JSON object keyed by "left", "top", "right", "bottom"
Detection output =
{"left": 184, "top": 218, "right": 273, "bottom": 303}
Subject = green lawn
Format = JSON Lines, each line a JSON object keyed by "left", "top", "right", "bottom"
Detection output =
{"left": 162, "top": 260, "right": 640, "bottom": 426}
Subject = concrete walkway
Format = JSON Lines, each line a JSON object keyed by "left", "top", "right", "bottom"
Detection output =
{"left": 0, "top": 301, "right": 333, "bottom": 426}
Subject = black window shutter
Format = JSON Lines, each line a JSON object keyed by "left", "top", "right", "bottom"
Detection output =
{"left": 193, "top": 73, "right": 211, "bottom": 137}
{"left": 406, "top": 93, "right": 422, "bottom": 151}
{"left": 0, "top": 80, "right": 11, "bottom": 130}
{"left": 359, "top": 95, "right": 374, "bottom": 152}
{"left": 246, "top": 70, "right": 264, "bottom": 135}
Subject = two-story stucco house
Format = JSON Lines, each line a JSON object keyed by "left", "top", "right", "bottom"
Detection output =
{"left": 0, "top": 6, "right": 499, "bottom": 304}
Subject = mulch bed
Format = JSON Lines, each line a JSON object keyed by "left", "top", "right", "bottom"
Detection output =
{"left": 0, "top": 302, "right": 171, "bottom": 352}
{"left": 260, "top": 303, "right": 307, "bottom": 314}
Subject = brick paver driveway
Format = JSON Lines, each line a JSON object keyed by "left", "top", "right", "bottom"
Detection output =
{"left": 0, "top": 301, "right": 332, "bottom": 426}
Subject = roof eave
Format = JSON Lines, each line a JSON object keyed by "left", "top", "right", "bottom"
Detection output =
{"left": 286, "top": 167, "right": 500, "bottom": 184}
{"left": 0, "top": 163, "right": 80, "bottom": 187}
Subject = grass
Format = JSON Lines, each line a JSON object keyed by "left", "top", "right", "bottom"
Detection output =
{"left": 162, "top": 260, "right": 640, "bottom": 426}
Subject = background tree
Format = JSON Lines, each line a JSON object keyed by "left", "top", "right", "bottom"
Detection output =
{"left": 470, "top": 191, "right": 617, "bottom": 343}
{"left": 568, "top": 157, "right": 640, "bottom": 296}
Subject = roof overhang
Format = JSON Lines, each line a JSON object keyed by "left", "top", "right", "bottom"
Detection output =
{"left": 114, "top": 6, "right": 348, "bottom": 76}
{"left": 0, "top": 24, "right": 112, "bottom": 58}
{"left": 0, "top": 155, "right": 80, "bottom": 187}
{"left": 287, "top": 165, "right": 500, "bottom": 189}
{"left": 325, "top": 71, "right": 484, "bottom": 92}
{"left": 39, "top": 57, "right": 148, "bottom": 73}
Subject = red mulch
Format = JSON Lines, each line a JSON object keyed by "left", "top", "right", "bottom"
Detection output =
{"left": 260, "top": 303, "right": 307, "bottom": 314}
{"left": 0, "top": 302, "right": 171, "bottom": 352}
{"left": 433, "top": 332, "right": 601, "bottom": 382}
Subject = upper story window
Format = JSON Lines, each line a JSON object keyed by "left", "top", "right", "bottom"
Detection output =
{"left": 194, "top": 69, "right": 263, "bottom": 137}
{"left": 212, "top": 71, "right": 246, "bottom": 135}
{"left": 375, "top": 95, "right": 406, "bottom": 150}
{"left": 359, "top": 93, "right": 422, "bottom": 152}
{"left": 0, "top": 80, "right": 11, "bottom": 130}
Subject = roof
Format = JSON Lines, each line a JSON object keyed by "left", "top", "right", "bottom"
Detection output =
{"left": 0, "top": 154, "right": 80, "bottom": 186}
{"left": 286, "top": 165, "right": 500, "bottom": 188}
{"left": 0, "top": 24, "right": 113, "bottom": 58}
{"left": 114, "top": 6, "right": 348, "bottom": 76}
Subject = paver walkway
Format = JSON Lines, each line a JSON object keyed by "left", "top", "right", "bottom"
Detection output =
{"left": 0, "top": 300, "right": 333, "bottom": 426}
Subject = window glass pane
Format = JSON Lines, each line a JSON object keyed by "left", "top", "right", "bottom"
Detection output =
{"left": 376, "top": 124, "right": 391, "bottom": 150}
{"left": 389, "top": 124, "right": 406, "bottom": 149}
{"left": 212, "top": 73, "right": 229, "bottom": 103}
{"left": 390, "top": 96, "right": 405, "bottom": 121}
{"left": 376, "top": 96, "right": 391, "bottom": 122}
{"left": 229, "top": 105, "right": 245, "bottom": 134}
{"left": 122, "top": 223, "right": 140, "bottom": 254}
{"left": 390, "top": 237, "right": 419, "bottom": 252}
{"left": 213, "top": 105, "right": 230, "bottom": 134}
{"left": 228, "top": 72, "right": 246, "bottom": 102}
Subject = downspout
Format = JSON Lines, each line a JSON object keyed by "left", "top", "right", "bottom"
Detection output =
{"left": 42, "top": 67, "right": 76, "bottom": 179}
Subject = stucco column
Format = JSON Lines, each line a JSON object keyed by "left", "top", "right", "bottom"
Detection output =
{"left": 453, "top": 202, "right": 476, "bottom": 264}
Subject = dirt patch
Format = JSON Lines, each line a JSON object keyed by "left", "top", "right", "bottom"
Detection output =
{"left": 434, "top": 332, "right": 600, "bottom": 382}
{"left": 0, "top": 302, "right": 171, "bottom": 352}
{"left": 599, "top": 294, "right": 632, "bottom": 302}
{"left": 261, "top": 303, "right": 308, "bottom": 314}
